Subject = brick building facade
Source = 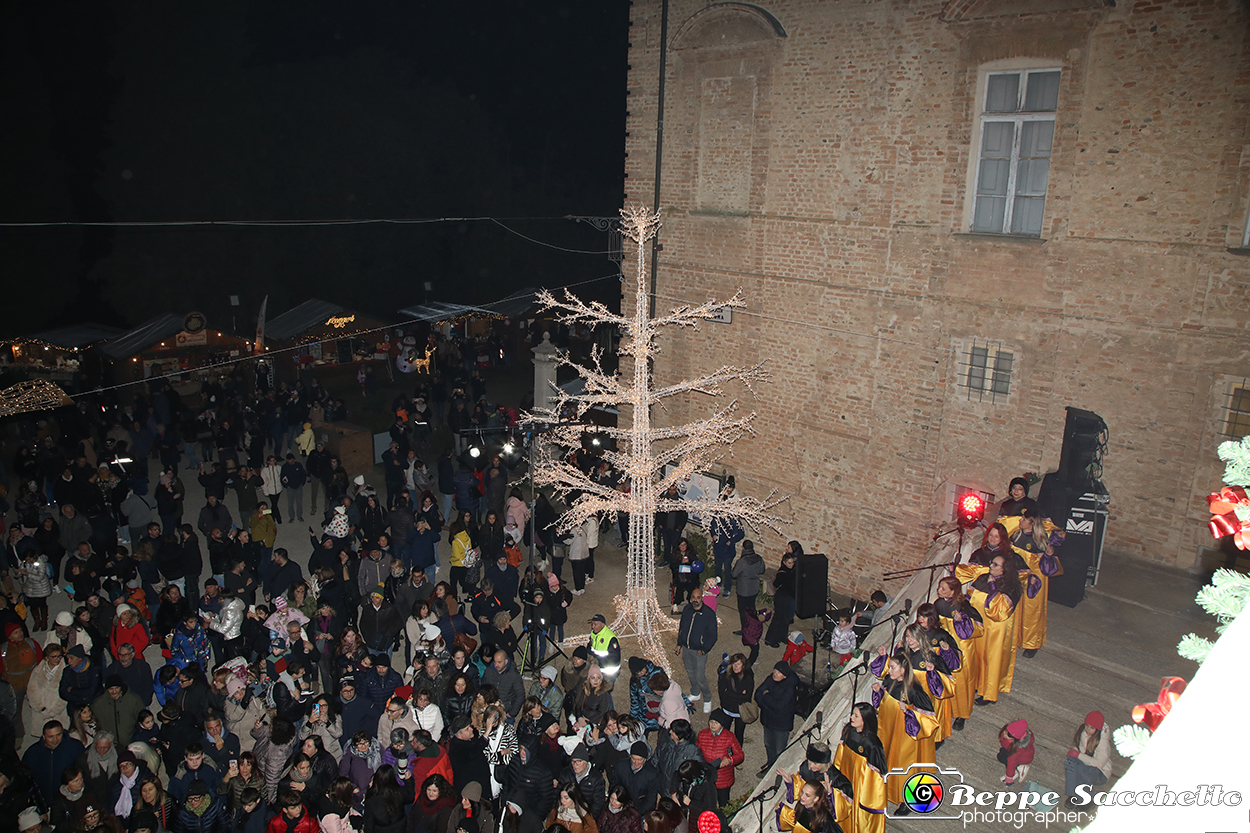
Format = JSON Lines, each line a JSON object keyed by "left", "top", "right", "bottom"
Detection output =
{"left": 621, "top": 0, "right": 1250, "bottom": 594}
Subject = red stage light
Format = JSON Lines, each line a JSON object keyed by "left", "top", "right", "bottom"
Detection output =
{"left": 957, "top": 492, "right": 986, "bottom": 529}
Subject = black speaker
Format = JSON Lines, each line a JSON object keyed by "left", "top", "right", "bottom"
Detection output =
{"left": 1049, "top": 490, "right": 1108, "bottom": 608}
{"left": 795, "top": 554, "right": 829, "bottom": 619}
{"left": 1057, "top": 407, "right": 1107, "bottom": 492}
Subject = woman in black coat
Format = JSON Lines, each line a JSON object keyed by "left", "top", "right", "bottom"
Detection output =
{"left": 478, "top": 512, "right": 507, "bottom": 564}
{"left": 765, "top": 542, "right": 801, "bottom": 647}
{"left": 717, "top": 652, "right": 755, "bottom": 745}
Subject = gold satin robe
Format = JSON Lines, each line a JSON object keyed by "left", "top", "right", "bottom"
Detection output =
{"left": 876, "top": 685, "right": 939, "bottom": 806}
{"left": 954, "top": 564, "right": 1020, "bottom": 701}
{"left": 834, "top": 736, "right": 887, "bottom": 833}
{"left": 936, "top": 609, "right": 982, "bottom": 721}
{"left": 999, "top": 514, "right": 1063, "bottom": 652}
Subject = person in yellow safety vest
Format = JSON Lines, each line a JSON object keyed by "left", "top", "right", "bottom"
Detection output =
{"left": 587, "top": 614, "right": 621, "bottom": 680}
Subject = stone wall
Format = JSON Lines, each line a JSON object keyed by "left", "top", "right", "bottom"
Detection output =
{"left": 622, "top": 0, "right": 1250, "bottom": 594}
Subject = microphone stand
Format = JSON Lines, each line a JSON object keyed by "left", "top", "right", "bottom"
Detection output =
{"left": 882, "top": 562, "right": 962, "bottom": 607}
{"left": 731, "top": 773, "right": 784, "bottom": 826}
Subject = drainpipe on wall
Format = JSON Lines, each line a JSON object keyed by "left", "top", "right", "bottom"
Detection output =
{"left": 648, "top": 0, "right": 670, "bottom": 318}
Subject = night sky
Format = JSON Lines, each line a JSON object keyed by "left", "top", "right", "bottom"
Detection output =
{"left": 0, "top": 1, "right": 630, "bottom": 336}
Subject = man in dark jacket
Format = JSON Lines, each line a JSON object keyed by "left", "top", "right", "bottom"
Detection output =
{"left": 259, "top": 548, "right": 303, "bottom": 602}
{"left": 754, "top": 661, "right": 798, "bottom": 776}
{"left": 611, "top": 740, "right": 660, "bottom": 814}
{"left": 196, "top": 494, "right": 233, "bottom": 540}
{"left": 22, "top": 720, "right": 85, "bottom": 803}
{"left": 59, "top": 646, "right": 102, "bottom": 715}
{"left": 452, "top": 463, "right": 480, "bottom": 522}
{"left": 481, "top": 650, "right": 525, "bottom": 718}
{"left": 558, "top": 743, "right": 606, "bottom": 818}
{"left": 676, "top": 590, "right": 717, "bottom": 709}
{"left": 484, "top": 556, "right": 519, "bottom": 613}
{"left": 306, "top": 441, "right": 332, "bottom": 516}
{"left": 337, "top": 676, "right": 380, "bottom": 742}
{"left": 280, "top": 454, "right": 307, "bottom": 523}
{"left": 504, "top": 741, "right": 556, "bottom": 821}
{"left": 730, "top": 540, "right": 767, "bottom": 634}
{"left": 362, "top": 655, "right": 403, "bottom": 710}
{"left": 91, "top": 676, "right": 143, "bottom": 746}
{"left": 359, "top": 588, "right": 403, "bottom": 655}
{"left": 655, "top": 488, "right": 687, "bottom": 566}
{"left": 174, "top": 780, "right": 227, "bottom": 833}
{"left": 381, "top": 441, "right": 407, "bottom": 507}
{"left": 104, "top": 642, "right": 154, "bottom": 707}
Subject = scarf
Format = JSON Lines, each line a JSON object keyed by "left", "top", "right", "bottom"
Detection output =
{"left": 115, "top": 768, "right": 139, "bottom": 818}
{"left": 556, "top": 805, "right": 581, "bottom": 825}
{"left": 87, "top": 745, "right": 118, "bottom": 779}
{"left": 60, "top": 785, "right": 84, "bottom": 802}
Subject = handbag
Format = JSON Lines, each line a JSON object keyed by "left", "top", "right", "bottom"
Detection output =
{"left": 738, "top": 701, "right": 761, "bottom": 724}
{"left": 448, "top": 611, "right": 477, "bottom": 656}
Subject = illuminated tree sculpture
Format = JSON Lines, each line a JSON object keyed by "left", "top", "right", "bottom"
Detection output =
{"left": 528, "top": 206, "right": 787, "bottom": 669}
{"left": 0, "top": 380, "right": 71, "bottom": 418}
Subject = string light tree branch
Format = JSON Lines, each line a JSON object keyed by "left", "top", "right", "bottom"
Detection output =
{"left": 0, "top": 379, "right": 72, "bottom": 418}
{"left": 526, "top": 206, "right": 788, "bottom": 672}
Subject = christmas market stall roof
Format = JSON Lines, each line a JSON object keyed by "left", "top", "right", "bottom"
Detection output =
{"left": 264, "top": 299, "right": 347, "bottom": 342}
{"left": 28, "top": 324, "right": 125, "bottom": 349}
{"left": 99, "top": 314, "right": 186, "bottom": 360}
{"left": 482, "top": 287, "right": 541, "bottom": 320}
{"left": 395, "top": 301, "right": 497, "bottom": 324}
{"left": 264, "top": 299, "right": 389, "bottom": 347}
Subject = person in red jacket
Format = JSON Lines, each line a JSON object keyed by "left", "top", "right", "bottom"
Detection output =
{"left": 998, "top": 719, "right": 1035, "bottom": 785}
{"left": 696, "top": 709, "right": 745, "bottom": 805}
{"left": 408, "top": 730, "right": 454, "bottom": 797}
{"left": 266, "top": 790, "right": 321, "bottom": 833}
{"left": 110, "top": 604, "right": 150, "bottom": 660}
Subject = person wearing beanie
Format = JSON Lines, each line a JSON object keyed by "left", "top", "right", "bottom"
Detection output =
{"left": 557, "top": 648, "right": 590, "bottom": 727}
{"left": 612, "top": 739, "right": 659, "bottom": 814}
{"left": 445, "top": 780, "right": 492, "bottom": 833}
{"left": 696, "top": 709, "right": 745, "bottom": 804}
{"left": 554, "top": 741, "right": 606, "bottom": 818}
{"left": 999, "top": 476, "right": 1039, "bottom": 518}
{"left": 1065, "top": 710, "right": 1111, "bottom": 806}
{"left": 0, "top": 621, "right": 42, "bottom": 740}
{"left": 91, "top": 675, "right": 143, "bottom": 746}
{"left": 528, "top": 665, "right": 565, "bottom": 718}
{"left": 778, "top": 740, "right": 855, "bottom": 830}
{"left": 998, "top": 719, "right": 1035, "bottom": 785}
{"left": 359, "top": 586, "right": 403, "bottom": 659}
{"left": 754, "top": 661, "right": 799, "bottom": 777}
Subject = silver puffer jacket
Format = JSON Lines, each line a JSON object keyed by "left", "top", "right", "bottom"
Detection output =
{"left": 19, "top": 555, "right": 53, "bottom": 598}
{"left": 211, "top": 597, "right": 245, "bottom": 640}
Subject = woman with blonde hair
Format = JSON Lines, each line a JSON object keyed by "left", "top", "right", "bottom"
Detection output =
{"left": 871, "top": 651, "right": 937, "bottom": 817}
{"left": 930, "top": 578, "right": 981, "bottom": 730}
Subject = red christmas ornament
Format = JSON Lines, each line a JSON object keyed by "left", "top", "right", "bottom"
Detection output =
{"left": 1131, "top": 676, "right": 1186, "bottom": 733}
{"left": 1207, "top": 486, "right": 1250, "bottom": 550}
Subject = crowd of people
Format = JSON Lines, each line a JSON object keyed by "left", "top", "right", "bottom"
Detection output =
{"left": 0, "top": 346, "right": 1116, "bottom": 833}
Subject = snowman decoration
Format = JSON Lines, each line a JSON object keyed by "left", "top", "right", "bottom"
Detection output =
{"left": 395, "top": 334, "right": 420, "bottom": 373}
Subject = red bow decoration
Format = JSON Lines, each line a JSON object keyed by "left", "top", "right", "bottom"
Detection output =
{"left": 1207, "top": 486, "right": 1250, "bottom": 550}
{"left": 1132, "top": 676, "right": 1186, "bottom": 733}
